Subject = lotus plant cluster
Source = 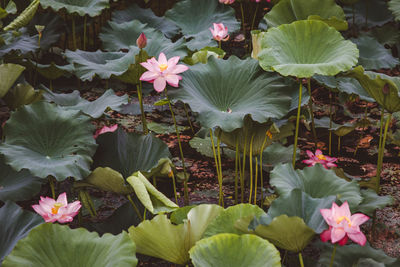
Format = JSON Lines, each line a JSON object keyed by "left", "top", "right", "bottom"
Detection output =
{"left": 0, "top": 0, "right": 399, "bottom": 266}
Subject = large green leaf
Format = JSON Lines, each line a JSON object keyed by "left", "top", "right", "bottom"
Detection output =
{"left": 0, "top": 157, "right": 42, "bottom": 202}
{"left": 3, "top": 83, "right": 43, "bottom": 110}
{"left": 27, "top": 61, "right": 74, "bottom": 80}
{"left": 0, "top": 28, "right": 38, "bottom": 57}
{"left": 111, "top": 3, "right": 180, "bottom": 39}
{"left": 43, "top": 88, "right": 128, "bottom": 118}
{"left": 262, "top": 143, "right": 298, "bottom": 168}
{"left": 169, "top": 56, "right": 296, "bottom": 132}
{"left": 344, "top": 0, "right": 393, "bottom": 27}
{"left": 270, "top": 163, "right": 363, "bottom": 208}
{"left": 65, "top": 49, "right": 135, "bottom": 81}
{"left": 389, "top": 0, "right": 400, "bottom": 21}
{"left": 189, "top": 234, "right": 281, "bottom": 267}
{"left": 258, "top": 20, "right": 359, "bottom": 78}
{"left": 0, "top": 201, "right": 43, "bottom": 263}
{"left": 129, "top": 204, "right": 223, "bottom": 265}
{"left": 99, "top": 20, "right": 187, "bottom": 58}
{"left": 351, "top": 35, "right": 399, "bottom": 70}
{"left": 164, "top": 0, "right": 240, "bottom": 50}
{"left": 0, "top": 101, "right": 97, "bottom": 181}
{"left": 355, "top": 189, "right": 393, "bottom": 216}
{"left": 203, "top": 204, "right": 265, "bottom": 238}
{"left": 261, "top": 189, "right": 336, "bottom": 233}
{"left": 40, "top": 0, "right": 109, "bottom": 17}
{"left": 369, "top": 24, "right": 400, "bottom": 46}
{"left": 126, "top": 171, "right": 178, "bottom": 214}
{"left": 0, "top": 63, "right": 25, "bottom": 98}
{"left": 2, "top": 223, "right": 137, "bottom": 267}
{"left": 264, "top": 0, "right": 346, "bottom": 30}
{"left": 92, "top": 128, "right": 171, "bottom": 178}
{"left": 343, "top": 66, "right": 400, "bottom": 113}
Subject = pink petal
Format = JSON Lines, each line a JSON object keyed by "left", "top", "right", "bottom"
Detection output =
{"left": 338, "top": 235, "right": 348, "bottom": 246}
{"left": 167, "top": 56, "right": 180, "bottom": 68}
{"left": 140, "top": 61, "right": 159, "bottom": 73}
{"left": 335, "top": 202, "right": 351, "bottom": 220}
{"left": 57, "top": 193, "right": 68, "bottom": 206}
{"left": 320, "top": 208, "right": 335, "bottom": 225}
{"left": 32, "top": 204, "right": 47, "bottom": 217}
{"left": 315, "top": 149, "right": 323, "bottom": 156}
{"left": 153, "top": 77, "right": 166, "bottom": 92}
{"left": 306, "top": 150, "right": 314, "bottom": 158}
{"left": 57, "top": 216, "right": 74, "bottom": 224}
{"left": 66, "top": 201, "right": 82, "bottom": 214}
{"left": 158, "top": 53, "right": 167, "bottom": 65}
{"left": 347, "top": 232, "right": 367, "bottom": 246}
{"left": 169, "top": 64, "right": 189, "bottom": 74}
{"left": 350, "top": 213, "right": 370, "bottom": 226}
{"left": 320, "top": 228, "right": 332, "bottom": 242}
{"left": 331, "top": 227, "right": 346, "bottom": 243}
{"left": 302, "top": 159, "right": 316, "bottom": 166}
{"left": 140, "top": 71, "right": 160, "bottom": 82}
{"left": 166, "top": 74, "right": 180, "bottom": 87}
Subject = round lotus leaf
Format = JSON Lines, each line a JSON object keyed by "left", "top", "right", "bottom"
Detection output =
{"left": 0, "top": 101, "right": 97, "bottom": 181}
{"left": 264, "top": 0, "right": 346, "bottom": 29}
{"left": 39, "top": 0, "right": 109, "bottom": 17}
{"left": 351, "top": 35, "right": 399, "bottom": 70}
{"left": 27, "top": 60, "right": 73, "bottom": 80}
{"left": 0, "top": 201, "right": 43, "bottom": 263}
{"left": 189, "top": 234, "right": 281, "bottom": 267}
{"left": 81, "top": 167, "right": 133, "bottom": 195}
{"left": 99, "top": 20, "right": 187, "bottom": 58}
{"left": 344, "top": 0, "right": 393, "bottom": 27}
{"left": 369, "top": 24, "right": 400, "bottom": 46}
{"left": 0, "top": 63, "right": 25, "bottom": 98}
{"left": 343, "top": 66, "right": 400, "bottom": 113}
{"left": 111, "top": 3, "right": 180, "bottom": 39}
{"left": 169, "top": 56, "right": 295, "bottom": 132}
{"left": 258, "top": 20, "right": 359, "bottom": 78}
{"left": 93, "top": 128, "right": 171, "bottom": 179}
{"left": 270, "top": 163, "right": 363, "bottom": 208}
{"left": 0, "top": 156, "right": 42, "bottom": 202}
{"left": 164, "top": 0, "right": 240, "bottom": 50}
{"left": 3, "top": 83, "right": 43, "bottom": 110}
{"left": 65, "top": 49, "right": 135, "bottom": 82}
{"left": 2, "top": 223, "right": 138, "bottom": 267}
{"left": 0, "top": 29, "right": 38, "bottom": 57}
{"left": 389, "top": 0, "right": 400, "bottom": 21}
{"left": 203, "top": 204, "right": 265, "bottom": 238}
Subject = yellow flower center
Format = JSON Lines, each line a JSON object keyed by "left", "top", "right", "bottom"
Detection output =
{"left": 159, "top": 64, "right": 168, "bottom": 72}
{"left": 316, "top": 154, "right": 327, "bottom": 161}
{"left": 51, "top": 202, "right": 63, "bottom": 214}
{"left": 336, "top": 216, "right": 352, "bottom": 227}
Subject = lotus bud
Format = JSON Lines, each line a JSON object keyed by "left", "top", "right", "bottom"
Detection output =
{"left": 136, "top": 33, "right": 147, "bottom": 49}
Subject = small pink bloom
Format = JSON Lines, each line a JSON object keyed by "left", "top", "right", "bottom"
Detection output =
{"left": 219, "top": 0, "right": 235, "bottom": 4}
{"left": 136, "top": 33, "right": 147, "bottom": 49}
{"left": 139, "top": 52, "right": 189, "bottom": 92}
{"left": 32, "top": 192, "right": 81, "bottom": 223}
{"left": 210, "top": 23, "right": 229, "bottom": 42}
{"left": 320, "top": 201, "right": 369, "bottom": 246}
{"left": 302, "top": 149, "right": 337, "bottom": 169}
{"left": 93, "top": 124, "right": 118, "bottom": 139}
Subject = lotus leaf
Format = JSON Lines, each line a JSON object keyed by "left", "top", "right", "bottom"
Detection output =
{"left": 2, "top": 223, "right": 138, "bottom": 267}
{"left": 264, "top": 0, "right": 346, "bottom": 30}
{"left": 64, "top": 49, "right": 135, "bottom": 81}
{"left": 307, "top": 15, "right": 348, "bottom": 31}
{"left": 0, "top": 28, "right": 38, "bottom": 56}
{"left": 0, "top": 157, "right": 42, "bottom": 202}
{"left": 92, "top": 128, "right": 171, "bottom": 178}
{"left": 0, "top": 101, "right": 97, "bottom": 181}
{"left": 28, "top": 13, "right": 65, "bottom": 50}
{"left": 203, "top": 204, "right": 265, "bottom": 238}
{"left": 369, "top": 24, "right": 400, "bottom": 46}
{"left": 170, "top": 206, "right": 196, "bottom": 224}
{"left": 100, "top": 20, "right": 187, "bottom": 58}
{"left": 318, "top": 242, "right": 397, "bottom": 267}
{"left": 126, "top": 171, "right": 178, "bottom": 214}
{"left": 40, "top": 0, "right": 109, "bottom": 17}
{"left": 146, "top": 121, "right": 189, "bottom": 135}
{"left": 344, "top": 66, "right": 400, "bottom": 113}
{"left": 270, "top": 163, "right": 363, "bottom": 208}
{"left": 0, "top": 201, "right": 43, "bottom": 263}
{"left": 344, "top": 0, "right": 393, "bottom": 27}
{"left": 27, "top": 61, "right": 74, "bottom": 80}
{"left": 129, "top": 204, "right": 223, "bottom": 265}
{"left": 3, "top": 83, "right": 43, "bottom": 110}
{"left": 111, "top": 3, "right": 180, "bottom": 39}
{"left": 258, "top": 20, "right": 359, "bottom": 78}
{"left": 43, "top": 88, "right": 128, "bottom": 118}
{"left": 356, "top": 189, "right": 393, "bottom": 216}
{"left": 262, "top": 143, "right": 298, "bottom": 169}
{"left": 389, "top": 0, "right": 400, "bottom": 21}
{"left": 314, "top": 117, "right": 357, "bottom": 137}
{"left": 351, "top": 35, "right": 399, "bottom": 70}
{"left": 169, "top": 56, "right": 295, "bottom": 132}
{"left": 0, "top": 63, "right": 25, "bottom": 98}
{"left": 164, "top": 0, "right": 240, "bottom": 50}
{"left": 186, "top": 46, "right": 225, "bottom": 65}
{"left": 3, "top": 0, "right": 39, "bottom": 31}
{"left": 189, "top": 234, "right": 281, "bottom": 267}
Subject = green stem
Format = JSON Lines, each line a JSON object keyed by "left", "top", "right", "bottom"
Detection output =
{"left": 143, "top": 208, "right": 146, "bottom": 221}
{"left": 217, "top": 132, "right": 224, "bottom": 207}
{"left": 166, "top": 90, "right": 189, "bottom": 205}
{"left": 210, "top": 129, "right": 223, "bottom": 207}
{"left": 152, "top": 176, "right": 157, "bottom": 187}
{"left": 183, "top": 103, "right": 195, "bottom": 135}
{"left": 338, "top": 136, "right": 341, "bottom": 153}
{"left": 376, "top": 112, "right": 391, "bottom": 193}
{"left": 259, "top": 131, "right": 269, "bottom": 208}
{"left": 234, "top": 137, "right": 239, "bottom": 204}
{"left": 49, "top": 80, "right": 53, "bottom": 91}
{"left": 251, "top": 3, "right": 259, "bottom": 31}
{"left": 241, "top": 132, "right": 248, "bottom": 203}
{"left": 329, "top": 244, "right": 337, "bottom": 267}
{"left": 137, "top": 80, "right": 148, "bottom": 134}
{"left": 127, "top": 195, "right": 143, "bottom": 221}
{"left": 307, "top": 78, "right": 317, "bottom": 144}
{"left": 218, "top": 40, "right": 221, "bottom": 49}
{"left": 240, "top": 2, "right": 245, "bottom": 32}
{"left": 378, "top": 108, "right": 385, "bottom": 159}
{"left": 170, "top": 171, "right": 179, "bottom": 204}
{"left": 49, "top": 177, "right": 55, "bottom": 199}
{"left": 71, "top": 16, "right": 77, "bottom": 50}
{"left": 83, "top": 15, "right": 87, "bottom": 50}
{"left": 299, "top": 252, "right": 305, "bottom": 267}
{"left": 248, "top": 134, "right": 254, "bottom": 203}
{"left": 293, "top": 82, "right": 303, "bottom": 167}
{"left": 329, "top": 88, "right": 333, "bottom": 155}
{"left": 254, "top": 156, "right": 258, "bottom": 205}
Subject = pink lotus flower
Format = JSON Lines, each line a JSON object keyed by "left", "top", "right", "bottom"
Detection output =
{"left": 210, "top": 23, "right": 229, "bottom": 42}
{"left": 139, "top": 52, "right": 189, "bottom": 92}
{"left": 320, "top": 201, "right": 369, "bottom": 246}
{"left": 93, "top": 124, "right": 118, "bottom": 139}
{"left": 303, "top": 149, "right": 337, "bottom": 169}
{"left": 136, "top": 33, "right": 147, "bottom": 49}
{"left": 32, "top": 192, "right": 81, "bottom": 223}
{"left": 219, "top": 0, "right": 235, "bottom": 4}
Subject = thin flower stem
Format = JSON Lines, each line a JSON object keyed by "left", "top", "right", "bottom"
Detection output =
{"left": 329, "top": 244, "right": 337, "bottom": 267}
{"left": 143, "top": 208, "right": 146, "bottom": 221}
{"left": 254, "top": 156, "right": 258, "bottom": 205}
{"left": 293, "top": 82, "right": 303, "bottom": 167}
{"left": 218, "top": 40, "right": 221, "bottom": 50}
{"left": 137, "top": 80, "right": 148, "bottom": 134}
{"left": 329, "top": 88, "right": 333, "bottom": 155}
{"left": 378, "top": 108, "right": 385, "bottom": 161}
{"left": 170, "top": 171, "right": 179, "bottom": 204}
{"left": 241, "top": 132, "right": 248, "bottom": 203}
{"left": 166, "top": 92, "right": 189, "bottom": 205}
{"left": 49, "top": 176, "right": 55, "bottom": 199}
{"left": 376, "top": 112, "right": 391, "bottom": 193}
{"left": 240, "top": 2, "right": 245, "bottom": 33}
{"left": 183, "top": 103, "right": 195, "bottom": 135}
{"left": 248, "top": 134, "right": 254, "bottom": 203}
{"left": 152, "top": 176, "right": 157, "bottom": 187}
{"left": 71, "top": 15, "right": 77, "bottom": 50}
{"left": 307, "top": 78, "right": 317, "bottom": 145}
{"left": 217, "top": 132, "right": 224, "bottom": 207}
{"left": 210, "top": 129, "right": 223, "bottom": 206}
{"left": 338, "top": 136, "right": 341, "bottom": 152}
{"left": 299, "top": 252, "right": 305, "bottom": 267}
{"left": 259, "top": 131, "right": 269, "bottom": 208}
{"left": 127, "top": 194, "right": 143, "bottom": 221}
{"left": 251, "top": 3, "right": 259, "bottom": 31}
{"left": 234, "top": 137, "right": 239, "bottom": 204}
{"left": 83, "top": 15, "right": 87, "bottom": 50}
